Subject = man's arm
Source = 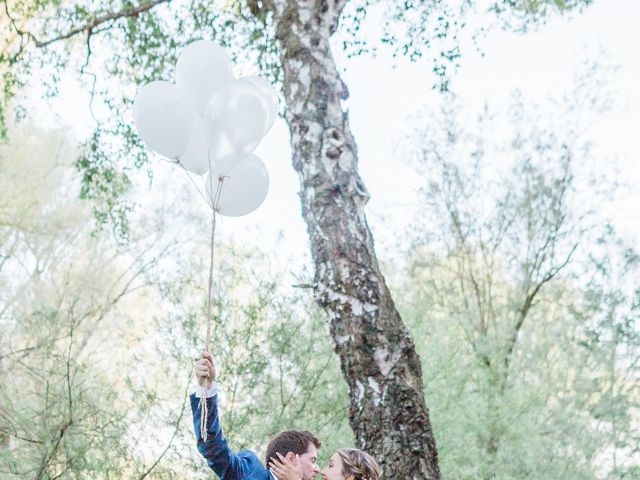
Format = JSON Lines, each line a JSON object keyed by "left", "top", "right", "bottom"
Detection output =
{"left": 192, "top": 352, "right": 248, "bottom": 480}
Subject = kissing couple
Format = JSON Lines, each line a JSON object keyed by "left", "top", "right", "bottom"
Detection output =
{"left": 192, "top": 352, "right": 380, "bottom": 480}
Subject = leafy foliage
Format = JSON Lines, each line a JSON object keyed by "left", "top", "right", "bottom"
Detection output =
{"left": 1, "top": 0, "right": 592, "bottom": 238}
{"left": 397, "top": 69, "right": 638, "bottom": 478}
{"left": 0, "top": 120, "right": 351, "bottom": 478}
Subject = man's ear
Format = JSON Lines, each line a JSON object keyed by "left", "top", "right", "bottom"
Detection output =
{"left": 285, "top": 451, "right": 296, "bottom": 463}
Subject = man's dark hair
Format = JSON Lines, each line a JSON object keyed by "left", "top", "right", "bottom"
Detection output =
{"left": 265, "top": 430, "right": 320, "bottom": 469}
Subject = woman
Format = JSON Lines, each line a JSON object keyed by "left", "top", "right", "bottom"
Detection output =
{"left": 270, "top": 448, "right": 380, "bottom": 480}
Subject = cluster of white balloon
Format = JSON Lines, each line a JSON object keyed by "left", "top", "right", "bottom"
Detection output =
{"left": 133, "top": 40, "right": 277, "bottom": 216}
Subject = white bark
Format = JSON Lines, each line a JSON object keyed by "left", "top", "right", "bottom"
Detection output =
{"left": 269, "top": 1, "right": 440, "bottom": 477}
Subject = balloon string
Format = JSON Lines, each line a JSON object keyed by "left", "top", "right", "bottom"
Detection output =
{"left": 199, "top": 153, "right": 225, "bottom": 443}
{"left": 204, "top": 176, "right": 224, "bottom": 351}
{"left": 177, "top": 161, "right": 211, "bottom": 206}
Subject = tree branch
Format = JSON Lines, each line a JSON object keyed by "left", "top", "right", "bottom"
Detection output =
{"left": 39, "top": 1, "right": 171, "bottom": 49}
{"left": 502, "top": 242, "right": 579, "bottom": 382}
{"left": 35, "top": 420, "right": 72, "bottom": 480}
{"left": 3, "top": 0, "right": 171, "bottom": 61}
{"left": 138, "top": 371, "right": 191, "bottom": 479}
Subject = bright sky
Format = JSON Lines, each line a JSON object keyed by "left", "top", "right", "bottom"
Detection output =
{"left": 28, "top": 0, "right": 640, "bottom": 270}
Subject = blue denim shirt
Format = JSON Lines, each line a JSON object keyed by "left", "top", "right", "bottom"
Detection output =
{"left": 190, "top": 393, "right": 272, "bottom": 480}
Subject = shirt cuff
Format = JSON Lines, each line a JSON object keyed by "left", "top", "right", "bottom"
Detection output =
{"left": 194, "top": 382, "right": 220, "bottom": 398}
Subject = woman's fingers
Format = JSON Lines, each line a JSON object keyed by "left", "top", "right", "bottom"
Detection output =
{"left": 270, "top": 456, "right": 285, "bottom": 468}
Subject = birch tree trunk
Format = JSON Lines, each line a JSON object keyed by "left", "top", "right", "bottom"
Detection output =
{"left": 270, "top": 1, "right": 440, "bottom": 478}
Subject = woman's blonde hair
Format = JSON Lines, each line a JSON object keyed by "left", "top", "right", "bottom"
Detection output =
{"left": 336, "top": 448, "right": 380, "bottom": 480}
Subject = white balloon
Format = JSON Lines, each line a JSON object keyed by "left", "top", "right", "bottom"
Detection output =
{"left": 178, "top": 116, "right": 210, "bottom": 175}
{"left": 206, "top": 126, "right": 244, "bottom": 176}
{"left": 205, "top": 79, "right": 269, "bottom": 156}
{"left": 212, "top": 148, "right": 247, "bottom": 177}
{"left": 176, "top": 40, "right": 233, "bottom": 115}
{"left": 133, "top": 81, "right": 194, "bottom": 159}
{"left": 243, "top": 75, "right": 278, "bottom": 134}
{"left": 206, "top": 154, "right": 269, "bottom": 217}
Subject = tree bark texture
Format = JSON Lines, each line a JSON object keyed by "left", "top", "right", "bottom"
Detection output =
{"left": 270, "top": 1, "right": 440, "bottom": 478}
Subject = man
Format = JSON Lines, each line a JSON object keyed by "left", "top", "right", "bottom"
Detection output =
{"left": 192, "top": 352, "right": 321, "bottom": 480}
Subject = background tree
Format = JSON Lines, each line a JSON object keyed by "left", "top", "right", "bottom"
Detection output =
{"left": 398, "top": 63, "right": 639, "bottom": 479}
{"left": 1, "top": 1, "right": 595, "bottom": 477}
{"left": 0, "top": 119, "right": 181, "bottom": 478}
{"left": 0, "top": 119, "right": 350, "bottom": 478}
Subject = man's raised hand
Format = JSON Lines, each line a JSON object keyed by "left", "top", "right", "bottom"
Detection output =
{"left": 195, "top": 351, "right": 216, "bottom": 389}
